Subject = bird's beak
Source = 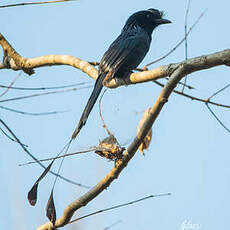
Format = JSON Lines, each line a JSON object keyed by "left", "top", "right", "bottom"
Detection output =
{"left": 155, "top": 18, "right": 172, "bottom": 25}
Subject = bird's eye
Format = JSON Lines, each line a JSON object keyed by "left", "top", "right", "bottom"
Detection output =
{"left": 146, "top": 14, "right": 151, "bottom": 19}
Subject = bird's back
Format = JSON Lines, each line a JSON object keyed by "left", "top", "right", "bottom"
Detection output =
{"left": 99, "top": 25, "right": 151, "bottom": 79}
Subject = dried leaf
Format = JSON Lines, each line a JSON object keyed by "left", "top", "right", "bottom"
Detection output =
{"left": 137, "top": 108, "right": 153, "bottom": 155}
{"left": 139, "top": 129, "right": 152, "bottom": 155}
{"left": 27, "top": 160, "right": 54, "bottom": 206}
{"left": 95, "top": 135, "right": 125, "bottom": 161}
{"left": 46, "top": 189, "right": 56, "bottom": 226}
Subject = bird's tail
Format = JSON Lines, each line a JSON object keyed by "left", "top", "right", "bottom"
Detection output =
{"left": 72, "top": 74, "right": 105, "bottom": 139}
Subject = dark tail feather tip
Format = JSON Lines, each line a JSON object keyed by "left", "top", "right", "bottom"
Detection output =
{"left": 71, "top": 130, "right": 78, "bottom": 139}
{"left": 71, "top": 122, "right": 83, "bottom": 139}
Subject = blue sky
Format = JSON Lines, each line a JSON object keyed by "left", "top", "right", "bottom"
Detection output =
{"left": 0, "top": 0, "right": 230, "bottom": 229}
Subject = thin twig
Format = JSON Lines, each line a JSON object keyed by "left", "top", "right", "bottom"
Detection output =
{"left": 69, "top": 193, "right": 171, "bottom": 224}
{"left": 208, "top": 82, "right": 230, "bottom": 100}
{"left": 205, "top": 103, "right": 230, "bottom": 133}
{"left": 19, "top": 147, "right": 97, "bottom": 166}
{"left": 0, "top": 85, "right": 92, "bottom": 103}
{"left": 99, "top": 89, "right": 112, "bottom": 136}
{"left": 145, "top": 9, "right": 206, "bottom": 67}
{"left": 184, "top": 0, "right": 191, "bottom": 61}
{"left": 0, "top": 126, "right": 28, "bottom": 147}
{"left": 0, "top": 0, "right": 78, "bottom": 8}
{"left": 0, "top": 72, "right": 22, "bottom": 97}
{"left": 19, "top": 144, "right": 123, "bottom": 166}
{"left": 182, "top": 0, "right": 192, "bottom": 93}
{"left": 0, "top": 105, "right": 67, "bottom": 116}
{"left": 154, "top": 80, "right": 230, "bottom": 108}
{"left": 0, "top": 81, "right": 90, "bottom": 91}
{"left": 104, "top": 220, "right": 122, "bottom": 230}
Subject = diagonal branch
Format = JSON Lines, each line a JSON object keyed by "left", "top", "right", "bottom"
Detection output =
{"left": 37, "top": 52, "right": 213, "bottom": 230}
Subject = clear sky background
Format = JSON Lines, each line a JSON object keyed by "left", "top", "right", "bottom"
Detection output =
{"left": 0, "top": 0, "right": 230, "bottom": 229}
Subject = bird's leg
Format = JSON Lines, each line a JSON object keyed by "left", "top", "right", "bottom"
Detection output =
{"left": 102, "top": 71, "right": 113, "bottom": 85}
{"left": 119, "top": 71, "right": 133, "bottom": 86}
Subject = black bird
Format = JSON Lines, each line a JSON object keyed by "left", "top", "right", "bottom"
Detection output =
{"left": 72, "top": 8, "right": 171, "bottom": 138}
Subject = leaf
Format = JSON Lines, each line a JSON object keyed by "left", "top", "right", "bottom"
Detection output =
{"left": 46, "top": 189, "right": 56, "bottom": 226}
{"left": 27, "top": 160, "right": 54, "bottom": 206}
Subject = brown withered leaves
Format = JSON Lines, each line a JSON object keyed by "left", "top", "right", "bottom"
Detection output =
{"left": 137, "top": 108, "right": 152, "bottom": 155}
{"left": 95, "top": 135, "right": 125, "bottom": 161}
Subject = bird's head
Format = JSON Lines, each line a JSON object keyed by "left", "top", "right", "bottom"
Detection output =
{"left": 124, "top": 8, "right": 171, "bottom": 35}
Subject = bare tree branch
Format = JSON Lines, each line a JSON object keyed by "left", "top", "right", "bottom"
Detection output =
{"left": 1, "top": 33, "right": 230, "bottom": 90}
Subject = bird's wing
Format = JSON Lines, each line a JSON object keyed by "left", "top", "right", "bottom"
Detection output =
{"left": 100, "top": 28, "right": 150, "bottom": 74}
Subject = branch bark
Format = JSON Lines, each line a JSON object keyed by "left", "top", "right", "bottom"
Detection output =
{"left": 1, "top": 33, "right": 230, "bottom": 88}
